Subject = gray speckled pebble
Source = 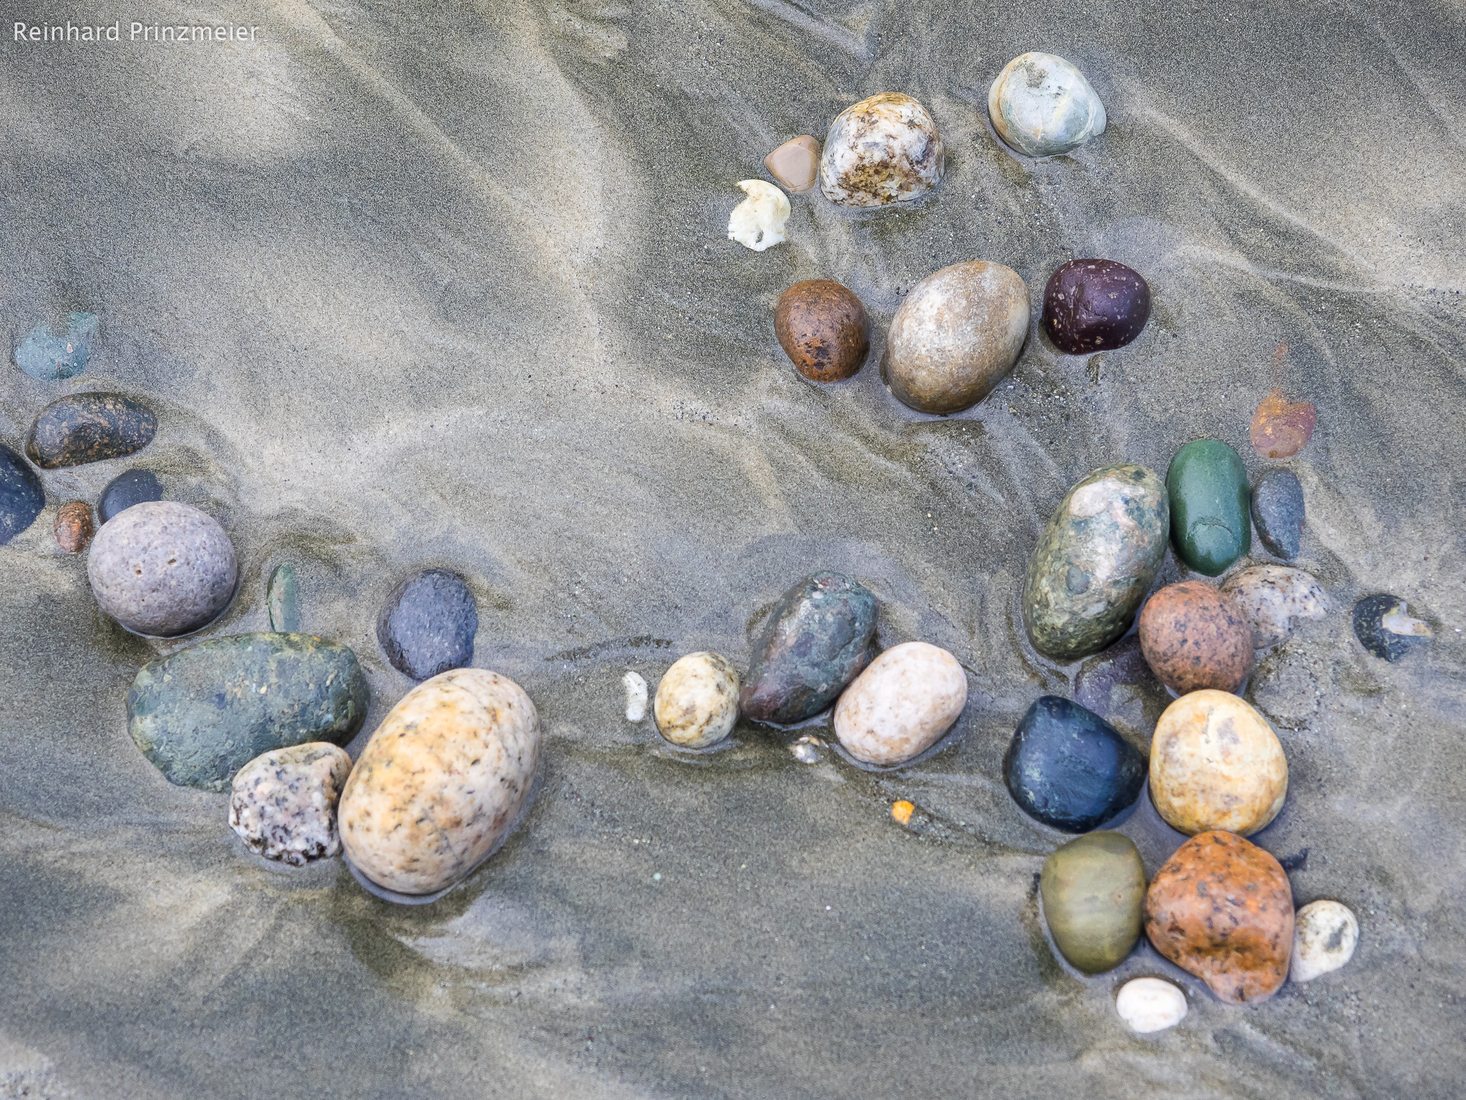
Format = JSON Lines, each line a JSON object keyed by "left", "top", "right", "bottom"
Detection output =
{"left": 377, "top": 568, "right": 477, "bottom": 680}
{"left": 87, "top": 501, "right": 237, "bottom": 637}
{"left": 229, "top": 743, "right": 353, "bottom": 865}
{"left": 1251, "top": 468, "right": 1305, "bottom": 560}
{"left": 1221, "top": 564, "right": 1329, "bottom": 647}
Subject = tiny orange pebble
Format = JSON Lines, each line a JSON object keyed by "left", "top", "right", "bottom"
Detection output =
{"left": 890, "top": 800, "right": 915, "bottom": 826}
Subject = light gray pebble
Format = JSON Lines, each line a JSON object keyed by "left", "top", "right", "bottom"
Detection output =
{"left": 1221, "top": 564, "right": 1328, "bottom": 647}
{"left": 229, "top": 743, "right": 353, "bottom": 865}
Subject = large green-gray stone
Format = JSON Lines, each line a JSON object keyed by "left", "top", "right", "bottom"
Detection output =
{"left": 1167, "top": 439, "right": 1250, "bottom": 575}
{"left": 1022, "top": 464, "right": 1169, "bottom": 662}
{"left": 127, "top": 632, "right": 368, "bottom": 791}
{"left": 1040, "top": 831, "right": 1146, "bottom": 974}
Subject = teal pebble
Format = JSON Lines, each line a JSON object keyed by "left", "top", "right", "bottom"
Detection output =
{"left": 14, "top": 312, "right": 100, "bottom": 381}
{"left": 1166, "top": 439, "right": 1250, "bottom": 576}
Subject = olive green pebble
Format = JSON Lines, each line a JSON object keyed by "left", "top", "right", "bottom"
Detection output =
{"left": 1166, "top": 439, "right": 1250, "bottom": 576}
{"left": 1040, "top": 831, "right": 1146, "bottom": 974}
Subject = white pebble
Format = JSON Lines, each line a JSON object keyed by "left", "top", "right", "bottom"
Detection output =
{"left": 727, "top": 180, "right": 789, "bottom": 252}
{"left": 654, "top": 652, "right": 740, "bottom": 749}
{"left": 1291, "top": 899, "right": 1359, "bottom": 982}
{"left": 1115, "top": 977, "right": 1188, "bottom": 1033}
{"left": 622, "top": 670, "right": 648, "bottom": 722}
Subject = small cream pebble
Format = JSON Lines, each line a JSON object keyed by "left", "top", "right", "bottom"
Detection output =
{"left": 229, "top": 742, "right": 353, "bottom": 866}
{"left": 1291, "top": 899, "right": 1359, "bottom": 982}
{"left": 622, "top": 670, "right": 648, "bottom": 722}
{"left": 1115, "top": 977, "right": 1188, "bottom": 1033}
{"left": 727, "top": 180, "right": 789, "bottom": 252}
{"left": 654, "top": 652, "right": 740, "bottom": 749}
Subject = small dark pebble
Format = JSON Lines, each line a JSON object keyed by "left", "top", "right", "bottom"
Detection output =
{"left": 25, "top": 392, "right": 157, "bottom": 468}
{"left": 1251, "top": 468, "right": 1304, "bottom": 560}
{"left": 1279, "top": 848, "right": 1310, "bottom": 873}
{"left": 377, "top": 569, "right": 478, "bottom": 680}
{"left": 1042, "top": 259, "right": 1150, "bottom": 355}
{"left": 53, "top": 501, "right": 95, "bottom": 553}
{"left": 0, "top": 442, "right": 45, "bottom": 544}
{"left": 99, "top": 468, "right": 164, "bottom": 522}
{"left": 1353, "top": 594, "right": 1432, "bottom": 662}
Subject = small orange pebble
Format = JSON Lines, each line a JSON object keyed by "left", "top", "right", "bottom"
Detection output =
{"left": 1250, "top": 387, "right": 1317, "bottom": 459}
{"left": 890, "top": 799, "right": 915, "bottom": 826}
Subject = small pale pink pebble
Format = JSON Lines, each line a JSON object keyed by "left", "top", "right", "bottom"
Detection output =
{"left": 764, "top": 135, "right": 820, "bottom": 192}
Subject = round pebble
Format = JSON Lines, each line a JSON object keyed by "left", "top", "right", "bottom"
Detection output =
{"left": 1291, "top": 899, "right": 1359, "bottom": 983}
{"left": 1167, "top": 438, "right": 1251, "bottom": 576}
{"left": 1138, "top": 580, "right": 1254, "bottom": 695}
{"left": 988, "top": 52, "right": 1106, "bottom": 157}
{"left": 1042, "top": 259, "right": 1150, "bottom": 354}
{"left": 1115, "top": 978, "right": 1188, "bottom": 1034}
{"left": 820, "top": 92, "right": 943, "bottom": 207}
{"left": 229, "top": 742, "right": 353, "bottom": 865}
{"left": 774, "top": 280, "right": 870, "bottom": 383}
{"left": 883, "top": 260, "right": 1029, "bottom": 415}
{"left": 1040, "top": 831, "right": 1145, "bottom": 973}
{"left": 377, "top": 569, "right": 478, "bottom": 681}
{"left": 1221, "top": 565, "right": 1329, "bottom": 647}
{"left": 727, "top": 180, "right": 789, "bottom": 252}
{"left": 52, "top": 501, "right": 94, "bottom": 554}
{"left": 1250, "top": 468, "right": 1305, "bottom": 560}
{"left": 654, "top": 652, "right": 740, "bottom": 749}
{"left": 1004, "top": 696, "right": 1145, "bottom": 832}
{"left": 833, "top": 641, "right": 967, "bottom": 767}
{"left": 14, "top": 311, "right": 99, "bottom": 381}
{"left": 1353, "top": 593, "right": 1432, "bottom": 662}
{"left": 99, "top": 468, "right": 163, "bottom": 523}
{"left": 87, "top": 501, "right": 238, "bottom": 637}
{"left": 1149, "top": 690, "right": 1287, "bottom": 836}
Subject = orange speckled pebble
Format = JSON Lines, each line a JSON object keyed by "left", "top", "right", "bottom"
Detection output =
{"left": 338, "top": 667, "right": 540, "bottom": 896}
{"left": 1144, "top": 830, "right": 1294, "bottom": 1005}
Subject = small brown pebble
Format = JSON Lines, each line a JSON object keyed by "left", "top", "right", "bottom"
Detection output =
{"left": 1138, "top": 580, "right": 1254, "bottom": 694}
{"left": 764, "top": 135, "right": 820, "bottom": 192}
{"left": 774, "top": 279, "right": 870, "bottom": 382}
{"left": 53, "top": 501, "right": 94, "bottom": 554}
{"left": 1250, "top": 388, "right": 1317, "bottom": 459}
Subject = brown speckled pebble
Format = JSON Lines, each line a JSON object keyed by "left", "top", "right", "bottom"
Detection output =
{"left": 229, "top": 743, "right": 352, "bottom": 865}
{"left": 774, "top": 279, "right": 870, "bottom": 383}
{"left": 1138, "top": 580, "right": 1254, "bottom": 694}
{"left": 338, "top": 667, "right": 541, "bottom": 896}
{"left": 53, "top": 501, "right": 94, "bottom": 554}
{"left": 1144, "top": 830, "right": 1294, "bottom": 1005}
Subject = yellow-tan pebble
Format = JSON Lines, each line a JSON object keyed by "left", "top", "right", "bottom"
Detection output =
{"left": 654, "top": 652, "right": 740, "bottom": 749}
{"left": 338, "top": 668, "right": 540, "bottom": 896}
{"left": 833, "top": 642, "right": 967, "bottom": 766}
{"left": 1150, "top": 690, "right": 1287, "bottom": 836}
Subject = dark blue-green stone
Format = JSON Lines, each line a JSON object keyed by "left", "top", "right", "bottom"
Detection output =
{"left": 1166, "top": 439, "right": 1250, "bottom": 575}
{"left": 1003, "top": 696, "right": 1145, "bottom": 832}
{"left": 1250, "top": 468, "right": 1304, "bottom": 560}
{"left": 0, "top": 442, "right": 44, "bottom": 545}
{"left": 99, "top": 468, "right": 163, "bottom": 522}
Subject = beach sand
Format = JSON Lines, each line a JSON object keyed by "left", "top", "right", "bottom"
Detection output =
{"left": 1, "top": 1, "right": 1464, "bottom": 1096}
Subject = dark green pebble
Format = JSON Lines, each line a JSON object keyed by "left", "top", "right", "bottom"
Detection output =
{"left": 1004, "top": 696, "right": 1146, "bottom": 832}
{"left": 99, "top": 468, "right": 163, "bottom": 522}
{"left": 1250, "top": 468, "right": 1304, "bottom": 560}
{"left": 1040, "top": 831, "right": 1146, "bottom": 974}
{"left": 25, "top": 392, "right": 157, "bottom": 469}
{"left": 1166, "top": 439, "right": 1250, "bottom": 575}
{"left": 739, "top": 571, "right": 878, "bottom": 724}
{"left": 127, "top": 632, "right": 368, "bottom": 791}
{"left": 0, "top": 442, "right": 45, "bottom": 544}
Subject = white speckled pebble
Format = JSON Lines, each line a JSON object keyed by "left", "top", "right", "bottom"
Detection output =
{"left": 819, "top": 92, "right": 943, "bottom": 207}
{"left": 338, "top": 668, "right": 541, "bottom": 896}
{"left": 833, "top": 641, "right": 967, "bottom": 766}
{"left": 727, "top": 180, "right": 789, "bottom": 251}
{"left": 1221, "top": 564, "right": 1329, "bottom": 647}
{"left": 228, "top": 742, "right": 352, "bottom": 866}
{"left": 654, "top": 652, "right": 739, "bottom": 749}
{"left": 1291, "top": 899, "right": 1359, "bottom": 982}
{"left": 1116, "top": 977, "right": 1188, "bottom": 1033}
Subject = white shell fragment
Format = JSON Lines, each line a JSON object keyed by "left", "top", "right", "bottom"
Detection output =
{"left": 1115, "top": 977, "right": 1188, "bottom": 1033}
{"left": 819, "top": 92, "right": 943, "bottom": 207}
{"left": 988, "top": 52, "right": 1107, "bottom": 157}
{"left": 654, "top": 652, "right": 740, "bottom": 749}
{"left": 228, "top": 742, "right": 352, "bottom": 866}
{"left": 1291, "top": 899, "right": 1359, "bottom": 983}
{"left": 623, "top": 670, "right": 648, "bottom": 722}
{"left": 727, "top": 180, "right": 790, "bottom": 251}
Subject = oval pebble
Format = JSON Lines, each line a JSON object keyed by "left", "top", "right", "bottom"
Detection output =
{"left": 1137, "top": 580, "right": 1254, "bottom": 694}
{"left": 654, "top": 652, "right": 740, "bottom": 749}
{"left": 1291, "top": 899, "right": 1359, "bottom": 983}
{"left": 988, "top": 52, "right": 1106, "bottom": 157}
{"left": 99, "top": 468, "right": 163, "bottom": 523}
{"left": 87, "top": 501, "right": 238, "bottom": 637}
{"left": 53, "top": 501, "right": 94, "bottom": 554}
{"left": 833, "top": 641, "right": 967, "bottom": 767}
{"left": 0, "top": 442, "right": 45, "bottom": 545}
{"left": 1004, "top": 696, "right": 1145, "bottom": 832}
{"left": 1041, "top": 831, "right": 1146, "bottom": 973}
{"left": 338, "top": 668, "right": 541, "bottom": 897}
{"left": 229, "top": 742, "right": 353, "bottom": 865}
{"left": 774, "top": 280, "right": 870, "bottom": 383}
{"left": 1115, "top": 978, "right": 1188, "bottom": 1033}
{"left": 267, "top": 563, "right": 302, "bottom": 632}
{"left": 14, "top": 310, "right": 99, "bottom": 381}
{"left": 1042, "top": 259, "right": 1150, "bottom": 354}
{"left": 25, "top": 392, "right": 157, "bottom": 469}
{"left": 820, "top": 92, "right": 943, "bottom": 207}
{"left": 1353, "top": 593, "right": 1432, "bottom": 662}
{"left": 1250, "top": 468, "right": 1305, "bottom": 560}
{"left": 377, "top": 569, "right": 478, "bottom": 681}
{"left": 1221, "top": 565, "right": 1328, "bottom": 647}
{"left": 1167, "top": 439, "right": 1251, "bottom": 576}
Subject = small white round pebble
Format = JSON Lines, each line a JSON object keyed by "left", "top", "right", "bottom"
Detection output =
{"left": 623, "top": 670, "right": 648, "bottom": 722}
{"left": 1291, "top": 899, "right": 1359, "bottom": 983}
{"left": 727, "top": 180, "right": 790, "bottom": 252}
{"left": 654, "top": 652, "right": 740, "bottom": 749}
{"left": 1115, "top": 977, "right": 1188, "bottom": 1033}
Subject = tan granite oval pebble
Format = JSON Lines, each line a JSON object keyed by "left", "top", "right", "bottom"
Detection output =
{"left": 833, "top": 641, "right": 967, "bottom": 766}
{"left": 338, "top": 668, "right": 541, "bottom": 896}
{"left": 654, "top": 652, "right": 739, "bottom": 749}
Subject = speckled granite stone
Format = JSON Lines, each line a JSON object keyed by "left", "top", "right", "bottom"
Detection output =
{"left": 25, "top": 392, "right": 156, "bottom": 468}
{"left": 0, "top": 443, "right": 44, "bottom": 545}
{"left": 819, "top": 92, "right": 943, "bottom": 207}
{"left": 229, "top": 743, "right": 353, "bottom": 865}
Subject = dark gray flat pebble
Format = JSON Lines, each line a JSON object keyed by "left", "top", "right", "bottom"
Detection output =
{"left": 377, "top": 569, "right": 478, "bottom": 680}
{"left": 99, "top": 468, "right": 163, "bottom": 522}
{"left": 0, "top": 442, "right": 45, "bottom": 545}
{"left": 1251, "top": 468, "right": 1304, "bottom": 560}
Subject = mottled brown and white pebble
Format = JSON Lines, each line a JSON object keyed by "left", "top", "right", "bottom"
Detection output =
{"left": 1291, "top": 899, "right": 1359, "bottom": 982}
{"left": 1150, "top": 690, "right": 1287, "bottom": 836}
{"left": 53, "top": 501, "right": 94, "bottom": 554}
{"left": 833, "top": 642, "right": 967, "bottom": 766}
{"left": 229, "top": 743, "right": 353, "bottom": 866}
{"left": 764, "top": 135, "right": 820, "bottom": 192}
{"left": 774, "top": 279, "right": 870, "bottom": 382}
{"left": 654, "top": 652, "right": 740, "bottom": 749}
{"left": 338, "top": 668, "right": 541, "bottom": 897}
{"left": 1221, "top": 565, "right": 1329, "bottom": 647}
{"left": 820, "top": 93, "right": 943, "bottom": 207}
{"left": 1138, "top": 580, "right": 1254, "bottom": 694}
{"left": 883, "top": 260, "right": 1029, "bottom": 414}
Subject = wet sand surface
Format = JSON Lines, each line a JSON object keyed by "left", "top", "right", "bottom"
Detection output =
{"left": 2, "top": 1, "right": 1465, "bottom": 1097}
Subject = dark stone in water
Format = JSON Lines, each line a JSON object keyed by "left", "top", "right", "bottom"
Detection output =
{"left": 739, "top": 571, "right": 879, "bottom": 724}
{"left": 0, "top": 442, "right": 44, "bottom": 545}
{"left": 99, "top": 468, "right": 163, "bottom": 522}
{"left": 1042, "top": 259, "right": 1150, "bottom": 354}
{"left": 1073, "top": 637, "right": 1167, "bottom": 739}
{"left": 1250, "top": 468, "right": 1304, "bottom": 560}
{"left": 127, "top": 632, "right": 369, "bottom": 791}
{"left": 1003, "top": 695, "right": 1146, "bottom": 832}
{"left": 1353, "top": 594, "right": 1432, "bottom": 662}
{"left": 378, "top": 569, "right": 478, "bottom": 680}
{"left": 25, "top": 392, "right": 157, "bottom": 468}
{"left": 14, "top": 311, "right": 100, "bottom": 381}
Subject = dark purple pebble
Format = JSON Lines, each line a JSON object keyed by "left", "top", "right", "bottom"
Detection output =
{"left": 1042, "top": 259, "right": 1150, "bottom": 355}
